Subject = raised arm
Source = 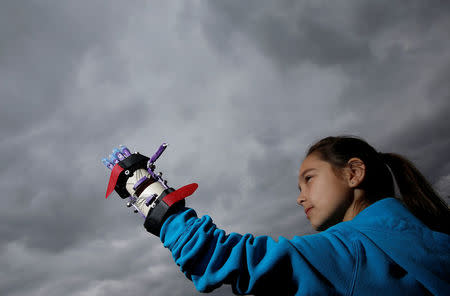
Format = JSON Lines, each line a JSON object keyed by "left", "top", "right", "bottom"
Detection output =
{"left": 101, "top": 144, "right": 356, "bottom": 295}
{"left": 161, "top": 207, "right": 356, "bottom": 295}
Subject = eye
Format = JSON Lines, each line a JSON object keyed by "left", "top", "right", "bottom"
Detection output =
{"left": 305, "top": 176, "right": 312, "bottom": 182}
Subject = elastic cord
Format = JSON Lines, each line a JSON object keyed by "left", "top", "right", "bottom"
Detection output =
{"left": 379, "top": 153, "right": 401, "bottom": 198}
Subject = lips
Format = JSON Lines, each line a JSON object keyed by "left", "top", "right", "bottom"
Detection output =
{"left": 305, "top": 207, "right": 313, "bottom": 215}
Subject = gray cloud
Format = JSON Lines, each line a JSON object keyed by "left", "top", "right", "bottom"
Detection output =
{"left": 201, "top": 0, "right": 450, "bottom": 68}
{"left": 1, "top": 1, "right": 449, "bottom": 295}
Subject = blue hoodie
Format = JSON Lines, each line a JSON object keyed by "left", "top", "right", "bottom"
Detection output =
{"left": 160, "top": 197, "right": 450, "bottom": 295}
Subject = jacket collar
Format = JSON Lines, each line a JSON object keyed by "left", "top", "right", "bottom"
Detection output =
{"left": 349, "top": 197, "right": 426, "bottom": 232}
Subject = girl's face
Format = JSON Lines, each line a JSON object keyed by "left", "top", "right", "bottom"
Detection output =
{"left": 297, "top": 153, "right": 356, "bottom": 231}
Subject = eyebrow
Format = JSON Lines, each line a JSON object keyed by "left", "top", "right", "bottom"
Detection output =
{"left": 300, "top": 168, "right": 317, "bottom": 179}
{"left": 298, "top": 168, "right": 317, "bottom": 191}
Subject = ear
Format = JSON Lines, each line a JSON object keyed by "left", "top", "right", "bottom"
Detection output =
{"left": 346, "top": 157, "right": 366, "bottom": 188}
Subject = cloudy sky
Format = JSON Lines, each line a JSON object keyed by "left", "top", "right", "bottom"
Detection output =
{"left": 1, "top": 1, "right": 449, "bottom": 295}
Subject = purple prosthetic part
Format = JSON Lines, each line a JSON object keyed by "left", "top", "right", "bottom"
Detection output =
{"left": 146, "top": 143, "right": 171, "bottom": 190}
{"left": 133, "top": 176, "right": 148, "bottom": 190}
{"left": 157, "top": 175, "right": 169, "bottom": 189}
{"left": 132, "top": 204, "right": 146, "bottom": 218}
{"left": 129, "top": 195, "right": 137, "bottom": 204}
{"left": 127, "top": 196, "right": 145, "bottom": 218}
{"left": 113, "top": 148, "right": 125, "bottom": 161}
{"left": 145, "top": 194, "right": 158, "bottom": 206}
{"left": 149, "top": 143, "right": 168, "bottom": 164}
{"left": 147, "top": 167, "right": 158, "bottom": 180}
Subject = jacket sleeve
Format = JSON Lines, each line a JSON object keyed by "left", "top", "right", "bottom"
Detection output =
{"left": 160, "top": 207, "right": 356, "bottom": 295}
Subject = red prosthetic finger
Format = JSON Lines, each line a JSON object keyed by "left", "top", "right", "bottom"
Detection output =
{"left": 162, "top": 183, "right": 199, "bottom": 206}
{"left": 106, "top": 164, "right": 124, "bottom": 199}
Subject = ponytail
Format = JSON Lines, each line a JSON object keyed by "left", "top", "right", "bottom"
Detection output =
{"left": 380, "top": 153, "right": 450, "bottom": 235}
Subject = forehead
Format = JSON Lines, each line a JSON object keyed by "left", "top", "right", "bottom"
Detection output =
{"left": 299, "top": 153, "right": 325, "bottom": 174}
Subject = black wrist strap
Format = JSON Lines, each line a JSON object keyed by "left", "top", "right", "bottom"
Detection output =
{"left": 143, "top": 188, "right": 185, "bottom": 236}
{"left": 143, "top": 183, "right": 198, "bottom": 237}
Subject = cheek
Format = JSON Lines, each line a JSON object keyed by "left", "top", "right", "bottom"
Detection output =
{"left": 312, "top": 175, "right": 346, "bottom": 202}
{"left": 329, "top": 177, "right": 351, "bottom": 201}
{"left": 311, "top": 177, "right": 328, "bottom": 196}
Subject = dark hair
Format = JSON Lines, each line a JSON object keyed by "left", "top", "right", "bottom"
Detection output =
{"left": 306, "top": 135, "right": 450, "bottom": 235}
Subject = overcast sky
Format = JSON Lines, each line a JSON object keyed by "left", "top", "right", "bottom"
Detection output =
{"left": 1, "top": 1, "right": 449, "bottom": 295}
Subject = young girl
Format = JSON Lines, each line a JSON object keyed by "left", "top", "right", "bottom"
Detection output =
{"left": 103, "top": 136, "right": 450, "bottom": 295}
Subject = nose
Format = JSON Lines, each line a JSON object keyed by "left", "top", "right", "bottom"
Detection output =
{"left": 297, "top": 192, "right": 304, "bottom": 206}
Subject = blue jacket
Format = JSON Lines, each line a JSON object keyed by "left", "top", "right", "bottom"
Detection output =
{"left": 160, "top": 197, "right": 450, "bottom": 295}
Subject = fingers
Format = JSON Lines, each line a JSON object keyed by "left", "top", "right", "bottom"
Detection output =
{"left": 101, "top": 145, "right": 132, "bottom": 170}
{"left": 119, "top": 145, "right": 132, "bottom": 157}
{"left": 101, "top": 158, "right": 115, "bottom": 170}
{"left": 112, "top": 148, "right": 125, "bottom": 161}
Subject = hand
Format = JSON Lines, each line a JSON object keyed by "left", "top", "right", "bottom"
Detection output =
{"left": 101, "top": 143, "right": 198, "bottom": 236}
{"left": 102, "top": 144, "right": 170, "bottom": 217}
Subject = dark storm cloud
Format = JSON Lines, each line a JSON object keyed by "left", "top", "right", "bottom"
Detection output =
{"left": 201, "top": 0, "right": 450, "bottom": 69}
{"left": 0, "top": 1, "right": 148, "bottom": 253}
{"left": 200, "top": 1, "right": 370, "bottom": 68}
{"left": 0, "top": 1, "right": 136, "bottom": 137}
{"left": 1, "top": 1, "right": 449, "bottom": 296}
{"left": 199, "top": 0, "right": 450, "bottom": 188}
{"left": 386, "top": 90, "right": 450, "bottom": 182}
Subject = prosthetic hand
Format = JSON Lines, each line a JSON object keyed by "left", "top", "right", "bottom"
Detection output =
{"left": 101, "top": 143, "right": 198, "bottom": 236}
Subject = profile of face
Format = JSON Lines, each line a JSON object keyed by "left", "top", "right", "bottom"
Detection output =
{"left": 297, "top": 153, "right": 366, "bottom": 231}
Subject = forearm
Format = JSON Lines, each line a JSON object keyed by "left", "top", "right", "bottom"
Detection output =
{"left": 160, "top": 208, "right": 298, "bottom": 294}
